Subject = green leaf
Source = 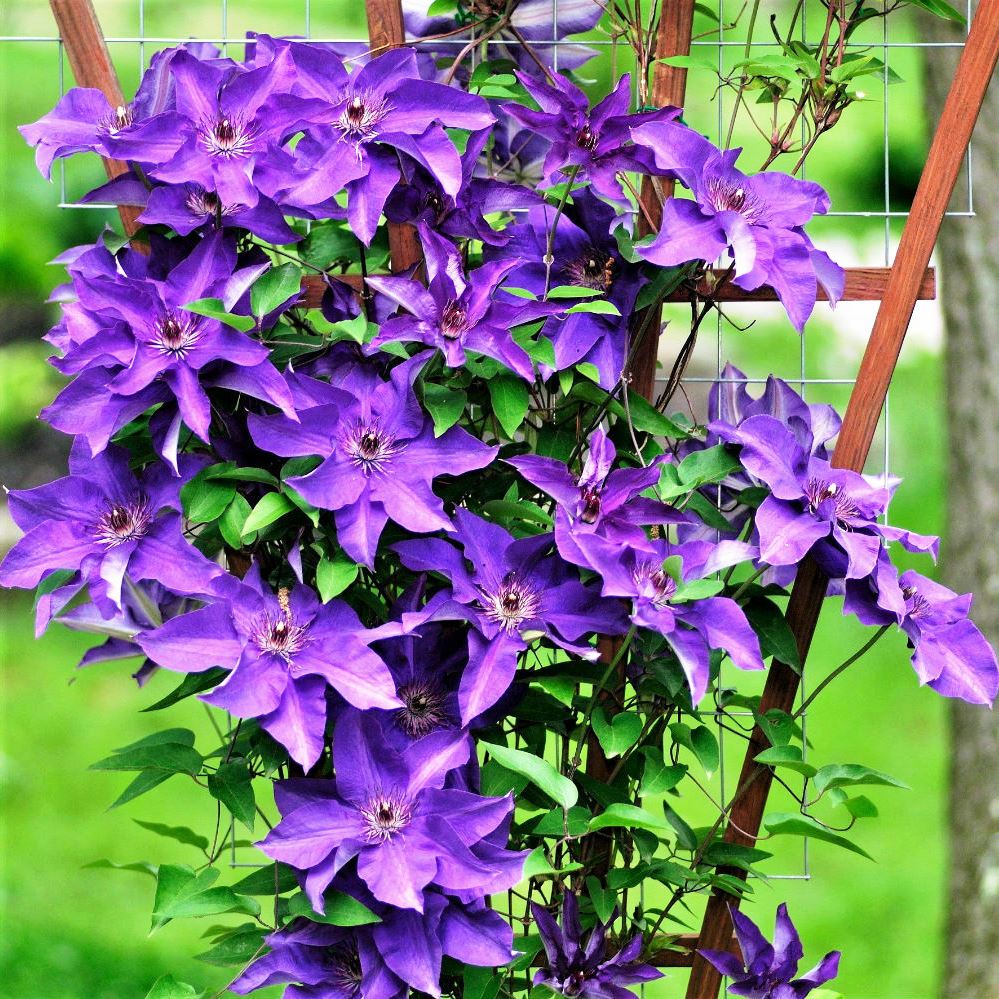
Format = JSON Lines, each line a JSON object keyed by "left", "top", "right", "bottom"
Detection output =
{"left": 488, "top": 374, "right": 530, "bottom": 438}
{"left": 670, "top": 723, "right": 719, "bottom": 776}
{"left": 521, "top": 846, "right": 582, "bottom": 879}
{"left": 423, "top": 383, "right": 467, "bottom": 436}
{"left": 251, "top": 263, "right": 302, "bottom": 317}
{"left": 219, "top": 493, "right": 252, "bottom": 549}
{"left": 231, "top": 863, "right": 299, "bottom": 896}
{"left": 134, "top": 820, "right": 209, "bottom": 852}
{"left": 145, "top": 975, "right": 200, "bottom": 999}
{"left": 285, "top": 890, "right": 381, "bottom": 926}
{"left": 183, "top": 297, "right": 255, "bottom": 333}
{"left": 181, "top": 466, "right": 237, "bottom": 523}
{"left": 481, "top": 742, "right": 577, "bottom": 810}
{"left": 837, "top": 794, "right": 879, "bottom": 819}
{"left": 701, "top": 842, "right": 773, "bottom": 871}
{"left": 588, "top": 802, "right": 670, "bottom": 834}
{"left": 905, "top": 0, "right": 966, "bottom": 23}
{"left": 109, "top": 769, "right": 174, "bottom": 809}
{"left": 206, "top": 466, "right": 280, "bottom": 487}
{"left": 754, "top": 745, "right": 817, "bottom": 779}
{"left": 658, "top": 54, "right": 719, "bottom": 71}
{"left": 677, "top": 445, "right": 741, "bottom": 489}
{"left": 546, "top": 284, "right": 603, "bottom": 299}
{"left": 151, "top": 865, "right": 260, "bottom": 930}
{"left": 586, "top": 876, "right": 617, "bottom": 923}
{"left": 625, "top": 391, "right": 690, "bottom": 438}
{"left": 663, "top": 803, "right": 698, "bottom": 850}
{"left": 566, "top": 299, "right": 621, "bottom": 316}
{"left": 640, "top": 749, "right": 687, "bottom": 795}
{"left": 811, "top": 764, "right": 909, "bottom": 796}
{"left": 316, "top": 552, "right": 359, "bottom": 602}
{"left": 591, "top": 709, "right": 643, "bottom": 758}
{"left": 91, "top": 740, "right": 203, "bottom": 776}
{"left": 195, "top": 924, "right": 267, "bottom": 966}
{"left": 743, "top": 598, "right": 801, "bottom": 668}
{"left": 300, "top": 223, "right": 357, "bottom": 269}
{"left": 142, "top": 670, "right": 227, "bottom": 713}
{"left": 84, "top": 858, "right": 158, "bottom": 877}
{"left": 207, "top": 759, "right": 256, "bottom": 831}
{"left": 763, "top": 813, "right": 873, "bottom": 860}
{"left": 529, "top": 805, "right": 591, "bottom": 838}
{"left": 756, "top": 708, "right": 797, "bottom": 748}
{"left": 242, "top": 492, "right": 296, "bottom": 536}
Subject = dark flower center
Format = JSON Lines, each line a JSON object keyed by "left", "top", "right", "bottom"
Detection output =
{"left": 465, "top": 0, "right": 508, "bottom": 16}
{"left": 396, "top": 680, "right": 450, "bottom": 737}
{"left": 94, "top": 497, "right": 152, "bottom": 548}
{"left": 425, "top": 191, "right": 446, "bottom": 218}
{"left": 479, "top": 571, "right": 541, "bottom": 632}
{"left": 325, "top": 945, "right": 363, "bottom": 995}
{"left": 578, "top": 487, "right": 602, "bottom": 524}
{"left": 563, "top": 971, "right": 589, "bottom": 997}
{"left": 632, "top": 561, "right": 677, "bottom": 608}
{"left": 341, "top": 421, "right": 403, "bottom": 474}
{"left": 185, "top": 186, "right": 236, "bottom": 220}
{"left": 201, "top": 113, "right": 256, "bottom": 159}
{"left": 439, "top": 300, "right": 468, "bottom": 341}
{"left": 152, "top": 311, "right": 202, "bottom": 358}
{"left": 576, "top": 123, "right": 599, "bottom": 151}
{"left": 253, "top": 588, "right": 309, "bottom": 664}
{"left": 101, "top": 103, "right": 134, "bottom": 135}
{"left": 804, "top": 477, "right": 859, "bottom": 526}
{"left": 360, "top": 793, "right": 412, "bottom": 842}
{"left": 704, "top": 176, "right": 762, "bottom": 222}
{"left": 901, "top": 584, "right": 931, "bottom": 619}
{"left": 563, "top": 249, "right": 614, "bottom": 292}
{"left": 337, "top": 91, "right": 390, "bottom": 140}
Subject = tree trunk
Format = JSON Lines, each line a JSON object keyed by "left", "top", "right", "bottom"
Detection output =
{"left": 922, "top": 8, "right": 999, "bottom": 996}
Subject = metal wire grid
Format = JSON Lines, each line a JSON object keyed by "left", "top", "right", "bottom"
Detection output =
{"left": 0, "top": 0, "right": 969, "bottom": 936}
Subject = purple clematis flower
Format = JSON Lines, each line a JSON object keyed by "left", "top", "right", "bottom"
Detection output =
{"left": 630, "top": 123, "right": 844, "bottom": 331}
{"left": 110, "top": 46, "right": 316, "bottom": 209}
{"left": 844, "top": 552, "right": 999, "bottom": 705}
{"left": 367, "top": 223, "right": 560, "bottom": 380}
{"left": 17, "top": 42, "right": 218, "bottom": 178}
{"left": 138, "top": 567, "right": 402, "bottom": 770}
{"left": 0, "top": 441, "right": 221, "bottom": 615}
{"left": 508, "top": 428, "right": 682, "bottom": 568}
{"left": 260, "top": 710, "right": 526, "bottom": 913}
{"left": 43, "top": 233, "right": 296, "bottom": 470}
{"left": 271, "top": 44, "right": 494, "bottom": 243}
{"left": 249, "top": 356, "right": 496, "bottom": 568}
{"left": 711, "top": 414, "right": 937, "bottom": 581}
{"left": 700, "top": 904, "right": 840, "bottom": 999}
{"left": 504, "top": 72, "right": 676, "bottom": 205}
{"left": 532, "top": 891, "right": 662, "bottom": 999}
{"left": 395, "top": 507, "right": 629, "bottom": 723}
{"left": 488, "top": 189, "right": 645, "bottom": 388}
{"left": 580, "top": 536, "right": 765, "bottom": 703}
{"left": 385, "top": 126, "right": 540, "bottom": 245}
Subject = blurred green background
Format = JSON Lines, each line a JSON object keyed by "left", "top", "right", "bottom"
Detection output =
{"left": 0, "top": 2, "right": 957, "bottom": 998}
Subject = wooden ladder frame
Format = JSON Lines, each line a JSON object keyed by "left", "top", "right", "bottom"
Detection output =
{"left": 46, "top": 0, "right": 999, "bottom": 995}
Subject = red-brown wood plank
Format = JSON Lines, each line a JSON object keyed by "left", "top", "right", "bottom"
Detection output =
{"left": 50, "top": 0, "right": 142, "bottom": 236}
{"left": 301, "top": 266, "right": 935, "bottom": 310}
{"left": 687, "top": 2, "right": 999, "bottom": 995}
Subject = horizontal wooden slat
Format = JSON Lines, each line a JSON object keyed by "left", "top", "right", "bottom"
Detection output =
{"left": 299, "top": 266, "right": 935, "bottom": 312}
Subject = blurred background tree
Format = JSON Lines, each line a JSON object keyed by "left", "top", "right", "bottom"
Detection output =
{"left": 923, "top": 3, "right": 999, "bottom": 995}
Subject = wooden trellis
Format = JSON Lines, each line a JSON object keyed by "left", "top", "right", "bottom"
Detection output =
{"left": 45, "top": 0, "right": 999, "bottom": 995}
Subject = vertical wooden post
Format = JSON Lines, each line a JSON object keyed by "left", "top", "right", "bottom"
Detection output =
{"left": 687, "top": 1, "right": 999, "bottom": 995}
{"left": 630, "top": 0, "right": 697, "bottom": 401}
{"left": 365, "top": 0, "right": 424, "bottom": 274}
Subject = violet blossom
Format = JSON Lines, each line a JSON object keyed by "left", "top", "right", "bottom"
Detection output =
{"left": 249, "top": 356, "right": 496, "bottom": 568}
{"left": 0, "top": 441, "right": 221, "bottom": 615}
{"left": 503, "top": 72, "right": 676, "bottom": 205}
{"left": 580, "top": 537, "right": 765, "bottom": 702}
{"left": 138, "top": 568, "right": 402, "bottom": 770}
{"left": 488, "top": 189, "right": 645, "bottom": 388}
{"left": 532, "top": 891, "right": 662, "bottom": 999}
{"left": 271, "top": 43, "right": 494, "bottom": 243}
{"left": 630, "top": 122, "right": 844, "bottom": 331}
{"left": 367, "top": 223, "right": 560, "bottom": 379}
{"left": 259, "top": 710, "right": 526, "bottom": 912}
{"left": 844, "top": 552, "right": 999, "bottom": 705}
{"left": 699, "top": 904, "right": 840, "bottom": 999}
{"left": 395, "top": 507, "right": 628, "bottom": 723}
